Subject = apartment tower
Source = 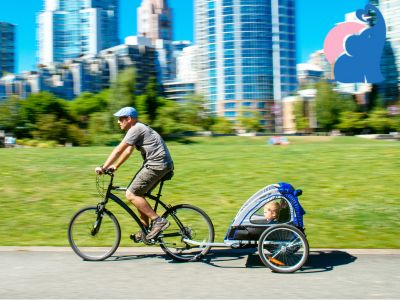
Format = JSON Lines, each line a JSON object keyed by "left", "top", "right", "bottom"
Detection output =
{"left": 0, "top": 22, "right": 15, "bottom": 76}
{"left": 195, "top": 0, "right": 297, "bottom": 130}
{"left": 137, "top": 0, "right": 173, "bottom": 81}
{"left": 38, "top": 0, "right": 119, "bottom": 65}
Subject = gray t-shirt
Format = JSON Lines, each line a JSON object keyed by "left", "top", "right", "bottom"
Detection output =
{"left": 123, "top": 122, "right": 173, "bottom": 170}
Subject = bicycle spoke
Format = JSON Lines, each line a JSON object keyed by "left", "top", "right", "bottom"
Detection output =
{"left": 258, "top": 225, "right": 309, "bottom": 273}
{"left": 160, "top": 204, "right": 214, "bottom": 262}
{"left": 68, "top": 206, "right": 121, "bottom": 261}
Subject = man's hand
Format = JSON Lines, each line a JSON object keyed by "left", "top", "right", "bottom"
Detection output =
{"left": 95, "top": 166, "right": 104, "bottom": 175}
{"left": 107, "top": 165, "right": 117, "bottom": 173}
{"left": 95, "top": 165, "right": 117, "bottom": 175}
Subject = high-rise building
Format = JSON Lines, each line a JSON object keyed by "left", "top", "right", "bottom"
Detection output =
{"left": 137, "top": 0, "right": 172, "bottom": 43}
{"left": 195, "top": 0, "right": 297, "bottom": 130}
{"left": 373, "top": 0, "right": 400, "bottom": 102}
{"left": 38, "top": 0, "right": 119, "bottom": 65}
{"left": 297, "top": 63, "right": 323, "bottom": 87}
{"left": 171, "top": 40, "right": 191, "bottom": 79}
{"left": 163, "top": 45, "right": 198, "bottom": 102}
{"left": 38, "top": 38, "right": 156, "bottom": 100}
{"left": 0, "top": 22, "right": 15, "bottom": 76}
{"left": 137, "top": 0, "right": 173, "bottom": 82}
{"left": 309, "top": 50, "right": 332, "bottom": 80}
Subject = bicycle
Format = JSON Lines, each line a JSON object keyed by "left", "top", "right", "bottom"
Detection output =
{"left": 68, "top": 169, "right": 215, "bottom": 262}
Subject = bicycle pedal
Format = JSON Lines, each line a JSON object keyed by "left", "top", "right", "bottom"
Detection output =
{"left": 142, "top": 238, "right": 156, "bottom": 245}
{"left": 130, "top": 234, "right": 142, "bottom": 243}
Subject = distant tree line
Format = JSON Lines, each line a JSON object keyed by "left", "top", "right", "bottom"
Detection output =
{"left": 294, "top": 81, "right": 400, "bottom": 135}
{"left": 0, "top": 67, "right": 261, "bottom": 146}
{"left": 2, "top": 70, "right": 398, "bottom": 146}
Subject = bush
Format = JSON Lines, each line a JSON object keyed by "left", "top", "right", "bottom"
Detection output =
{"left": 37, "top": 141, "right": 58, "bottom": 148}
{"left": 66, "top": 124, "right": 89, "bottom": 146}
{"left": 16, "top": 139, "right": 58, "bottom": 148}
{"left": 210, "top": 117, "right": 235, "bottom": 134}
{"left": 24, "top": 139, "right": 40, "bottom": 147}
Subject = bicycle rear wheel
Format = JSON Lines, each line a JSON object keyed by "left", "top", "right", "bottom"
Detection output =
{"left": 258, "top": 224, "right": 309, "bottom": 273}
{"left": 68, "top": 206, "right": 121, "bottom": 261}
{"left": 160, "top": 204, "right": 214, "bottom": 262}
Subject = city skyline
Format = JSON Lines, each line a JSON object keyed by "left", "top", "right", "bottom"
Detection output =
{"left": 0, "top": 0, "right": 368, "bottom": 74}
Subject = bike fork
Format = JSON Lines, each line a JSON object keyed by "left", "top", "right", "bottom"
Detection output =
{"left": 92, "top": 204, "right": 106, "bottom": 236}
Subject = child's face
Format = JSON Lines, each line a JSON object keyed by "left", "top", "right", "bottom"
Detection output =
{"left": 264, "top": 203, "right": 280, "bottom": 221}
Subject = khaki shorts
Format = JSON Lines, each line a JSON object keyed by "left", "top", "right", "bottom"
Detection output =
{"left": 128, "top": 165, "right": 173, "bottom": 196}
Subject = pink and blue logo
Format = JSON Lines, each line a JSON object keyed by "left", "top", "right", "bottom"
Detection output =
{"left": 324, "top": 4, "right": 386, "bottom": 83}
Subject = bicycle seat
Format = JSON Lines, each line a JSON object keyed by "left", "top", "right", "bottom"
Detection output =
{"left": 162, "top": 170, "right": 174, "bottom": 182}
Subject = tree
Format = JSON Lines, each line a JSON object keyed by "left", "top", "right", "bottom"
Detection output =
{"left": 108, "top": 67, "right": 137, "bottom": 131}
{"left": 109, "top": 67, "right": 137, "bottom": 112}
{"left": 69, "top": 91, "right": 108, "bottom": 120}
{"left": 151, "top": 94, "right": 210, "bottom": 136}
{"left": 135, "top": 77, "right": 163, "bottom": 125}
{"left": 293, "top": 100, "right": 310, "bottom": 133}
{"left": 153, "top": 100, "right": 192, "bottom": 136}
{"left": 0, "top": 96, "right": 21, "bottom": 132}
{"left": 144, "top": 77, "right": 161, "bottom": 123}
{"left": 179, "top": 94, "right": 209, "bottom": 131}
{"left": 315, "top": 81, "right": 357, "bottom": 131}
{"left": 88, "top": 111, "right": 120, "bottom": 145}
{"left": 32, "top": 113, "right": 88, "bottom": 145}
{"left": 20, "top": 92, "right": 72, "bottom": 125}
{"left": 237, "top": 110, "right": 263, "bottom": 132}
{"left": 366, "top": 108, "right": 396, "bottom": 133}
{"left": 210, "top": 117, "right": 234, "bottom": 134}
{"left": 367, "top": 85, "right": 384, "bottom": 112}
{"left": 337, "top": 111, "right": 367, "bottom": 135}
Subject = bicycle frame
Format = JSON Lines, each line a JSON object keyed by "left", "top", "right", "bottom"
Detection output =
{"left": 98, "top": 172, "right": 172, "bottom": 235}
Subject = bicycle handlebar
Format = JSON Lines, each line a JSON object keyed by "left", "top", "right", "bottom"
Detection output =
{"left": 103, "top": 169, "right": 115, "bottom": 176}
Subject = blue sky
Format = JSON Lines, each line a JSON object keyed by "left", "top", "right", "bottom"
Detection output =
{"left": 0, "top": 0, "right": 368, "bottom": 73}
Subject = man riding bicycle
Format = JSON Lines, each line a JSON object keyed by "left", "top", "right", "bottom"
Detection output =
{"left": 95, "top": 107, "right": 174, "bottom": 241}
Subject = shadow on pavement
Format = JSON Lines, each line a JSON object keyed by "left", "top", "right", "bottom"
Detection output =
{"left": 299, "top": 250, "right": 357, "bottom": 273}
{"left": 203, "top": 248, "right": 357, "bottom": 273}
{"left": 204, "top": 247, "right": 257, "bottom": 268}
{"left": 105, "top": 253, "right": 166, "bottom": 262}
{"left": 103, "top": 249, "right": 357, "bottom": 273}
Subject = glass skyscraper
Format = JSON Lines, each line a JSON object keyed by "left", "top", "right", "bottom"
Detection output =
{"left": 137, "top": 0, "right": 172, "bottom": 43}
{"left": 195, "top": 0, "right": 297, "bottom": 129}
{"left": 137, "top": 0, "right": 174, "bottom": 82}
{"left": 38, "top": 0, "right": 119, "bottom": 65}
{"left": 0, "top": 22, "right": 15, "bottom": 76}
{"left": 373, "top": 0, "right": 400, "bottom": 102}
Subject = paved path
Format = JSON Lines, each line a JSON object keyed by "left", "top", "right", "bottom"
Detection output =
{"left": 1, "top": 247, "right": 399, "bottom": 299}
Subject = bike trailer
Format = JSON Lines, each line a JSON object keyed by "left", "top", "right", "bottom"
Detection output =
{"left": 224, "top": 182, "right": 305, "bottom": 242}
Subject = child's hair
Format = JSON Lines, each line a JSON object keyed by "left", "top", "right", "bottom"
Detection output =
{"left": 265, "top": 201, "right": 281, "bottom": 211}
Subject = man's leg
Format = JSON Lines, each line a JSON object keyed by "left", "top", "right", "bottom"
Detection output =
{"left": 126, "top": 190, "right": 158, "bottom": 221}
{"left": 126, "top": 190, "right": 169, "bottom": 240}
{"left": 138, "top": 211, "right": 150, "bottom": 228}
{"left": 127, "top": 166, "right": 171, "bottom": 239}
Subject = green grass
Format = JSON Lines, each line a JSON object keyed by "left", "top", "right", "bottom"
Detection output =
{"left": 0, "top": 136, "right": 399, "bottom": 248}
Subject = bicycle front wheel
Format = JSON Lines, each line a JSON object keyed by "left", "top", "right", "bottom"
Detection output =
{"left": 258, "top": 224, "right": 309, "bottom": 273}
{"left": 160, "top": 204, "right": 214, "bottom": 262}
{"left": 68, "top": 206, "right": 121, "bottom": 261}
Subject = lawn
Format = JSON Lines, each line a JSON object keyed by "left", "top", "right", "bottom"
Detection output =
{"left": 0, "top": 136, "right": 399, "bottom": 248}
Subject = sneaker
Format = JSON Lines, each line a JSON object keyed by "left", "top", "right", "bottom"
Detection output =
{"left": 146, "top": 217, "right": 170, "bottom": 240}
{"left": 130, "top": 231, "right": 145, "bottom": 243}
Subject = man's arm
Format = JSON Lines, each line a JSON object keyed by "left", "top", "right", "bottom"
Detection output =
{"left": 112, "top": 144, "right": 134, "bottom": 170}
{"left": 101, "top": 141, "right": 132, "bottom": 170}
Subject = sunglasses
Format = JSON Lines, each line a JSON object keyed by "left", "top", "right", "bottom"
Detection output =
{"left": 118, "top": 116, "right": 129, "bottom": 122}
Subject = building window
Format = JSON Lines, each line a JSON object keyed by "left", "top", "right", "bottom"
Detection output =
{"left": 224, "top": 102, "right": 236, "bottom": 109}
{"left": 224, "top": 111, "right": 236, "bottom": 117}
